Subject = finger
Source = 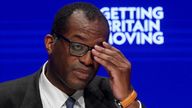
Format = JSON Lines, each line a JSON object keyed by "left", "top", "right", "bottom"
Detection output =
{"left": 93, "top": 56, "right": 115, "bottom": 74}
{"left": 102, "top": 41, "right": 112, "bottom": 49}
{"left": 92, "top": 49, "right": 123, "bottom": 66}
{"left": 103, "top": 42, "right": 125, "bottom": 58}
{"left": 94, "top": 45, "right": 125, "bottom": 62}
{"left": 94, "top": 45, "right": 116, "bottom": 56}
{"left": 103, "top": 41, "right": 121, "bottom": 52}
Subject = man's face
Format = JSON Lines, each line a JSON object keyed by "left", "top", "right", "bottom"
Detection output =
{"left": 49, "top": 10, "right": 109, "bottom": 90}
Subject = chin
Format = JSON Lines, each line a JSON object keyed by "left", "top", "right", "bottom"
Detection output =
{"left": 71, "top": 78, "right": 93, "bottom": 90}
{"left": 70, "top": 82, "right": 87, "bottom": 90}
{"left": 67, "top": 73, "right": 96, "bottom": 90}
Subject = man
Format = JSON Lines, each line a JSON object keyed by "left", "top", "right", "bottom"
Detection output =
{"left": 0, "top": 2, "right": 144, "bottom": 108}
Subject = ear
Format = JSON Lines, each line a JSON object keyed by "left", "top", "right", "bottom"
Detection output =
{"left": 45, "top": 34, "right": 55, "bottom": 54}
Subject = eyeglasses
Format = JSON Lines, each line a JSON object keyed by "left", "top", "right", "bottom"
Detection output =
{"left": 54, "top": 33, "right": 93, "bottom": 57}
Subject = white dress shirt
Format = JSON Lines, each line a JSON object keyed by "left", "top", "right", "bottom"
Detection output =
{"left": 39, "top": 61, "right": 85, "bottom": 108}
{"left": 39, "top": 61, "right": 142, "bottom": 108}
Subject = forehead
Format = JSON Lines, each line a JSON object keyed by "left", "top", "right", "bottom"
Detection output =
{"left": 64, "top": 10, "right": 109, "bottom": 45}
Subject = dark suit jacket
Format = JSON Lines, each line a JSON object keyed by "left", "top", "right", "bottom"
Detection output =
{"left": 0, "top": 68, "right": 144, "bottom": 108}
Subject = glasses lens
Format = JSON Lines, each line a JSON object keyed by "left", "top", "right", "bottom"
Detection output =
{"left": 70, "top": 42, "right": 89, "bottom": 56}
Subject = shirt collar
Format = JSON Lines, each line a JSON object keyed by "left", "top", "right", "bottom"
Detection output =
{"left": 39, "top": 61, "right": 85, "bottom": 108}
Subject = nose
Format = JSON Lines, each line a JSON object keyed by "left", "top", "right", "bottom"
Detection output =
{"left": 79, "top": 51, "right": 93, "bottom": 66}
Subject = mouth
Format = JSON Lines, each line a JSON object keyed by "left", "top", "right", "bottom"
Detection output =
{"left": 73, "top": 69, "right": 91, "bottom": 81}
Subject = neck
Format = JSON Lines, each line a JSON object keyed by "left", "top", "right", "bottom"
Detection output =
{"left": 45, "top": 62, "right": 76, "bottom": 96}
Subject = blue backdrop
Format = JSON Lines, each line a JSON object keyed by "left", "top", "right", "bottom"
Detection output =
{"left": 1, "top": 0, "right": 192, "bottom": 108}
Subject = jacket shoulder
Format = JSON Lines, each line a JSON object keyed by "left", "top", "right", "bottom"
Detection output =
{"left": 0, "top": 74, "right": 36, "bottom": 108}
{"left": 0, "top": 74, "right": 33, "bottom": 88}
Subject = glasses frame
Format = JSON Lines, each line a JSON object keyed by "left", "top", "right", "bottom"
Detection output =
{"left": 53, "top": 33, "right": 94, "bottom": 57}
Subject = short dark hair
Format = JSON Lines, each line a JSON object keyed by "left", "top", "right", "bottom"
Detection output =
{"left": 51, "top": 2, "right": 109, "bottom": 35}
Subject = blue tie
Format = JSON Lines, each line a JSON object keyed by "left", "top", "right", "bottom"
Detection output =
{"left": 66, "top": 97, "right": 76, "bottom": 108}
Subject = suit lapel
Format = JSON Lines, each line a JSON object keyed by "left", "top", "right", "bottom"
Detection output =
{"left": 20, "top": 69, "right": 43, "bottom": 108}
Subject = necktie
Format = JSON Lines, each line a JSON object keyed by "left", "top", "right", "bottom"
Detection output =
{"left": 66, "top": 97, "right": 76, "bottom": 108}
